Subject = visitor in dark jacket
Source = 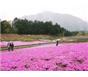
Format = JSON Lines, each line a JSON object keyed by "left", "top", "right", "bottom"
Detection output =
{"left": 7, "top": 41, "right": 14, "bottom": 51}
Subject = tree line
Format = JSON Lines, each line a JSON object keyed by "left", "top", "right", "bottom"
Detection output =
{"left": 0, "top": 18, "right": 78, "bottom": 36}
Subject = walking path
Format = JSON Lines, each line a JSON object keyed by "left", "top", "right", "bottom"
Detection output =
{"left": 0, "top": 42, "right": 56, "bottom": 51}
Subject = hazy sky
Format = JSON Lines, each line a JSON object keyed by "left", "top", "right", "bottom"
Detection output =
{"left": 0, "top": 0, "right": 88, "bottom": 22}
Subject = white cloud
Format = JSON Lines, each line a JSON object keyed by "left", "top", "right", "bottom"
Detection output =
{"left": 0, "top": 0, "right": 88, "bottom": 21}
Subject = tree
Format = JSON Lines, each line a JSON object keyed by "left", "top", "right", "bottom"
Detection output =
{"left": 1, "top": 20, "right": 13, "bottom": 34}
{"left": 13, "top": 18, "right": 73, "bottom": 36}
{"left": 13, "top": 18, "right": 30, "bottom": 34}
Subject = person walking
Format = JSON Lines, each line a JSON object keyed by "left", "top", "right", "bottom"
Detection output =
{"left": 7, "top": 42, "right": 11, "bottom": 51}
{"left": 56, "top": 39, "right": 60, "bottom": 46}
{"left": 7, "top": 41, "right": 14, "bottom": 51}
{"left": 10, "top": 42, "right": 14, "bottom": 51}
{"left": 56, "top": 40, "right": 59, "bottom": 46}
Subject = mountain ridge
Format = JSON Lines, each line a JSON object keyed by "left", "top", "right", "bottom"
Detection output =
{"left": 22, "top": 12, "right": 88, "bottom": 31}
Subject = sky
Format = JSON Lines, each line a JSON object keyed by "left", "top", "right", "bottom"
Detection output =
{"left": 0, "top": 0, "right": 88, "bottom": 22}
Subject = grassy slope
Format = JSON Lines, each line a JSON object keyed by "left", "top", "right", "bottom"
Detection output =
{"left": 0, "top": 34, "right": 59, "bottom": 41}
{"left": 1, "top": 34, "right": 88, "bottom": 42}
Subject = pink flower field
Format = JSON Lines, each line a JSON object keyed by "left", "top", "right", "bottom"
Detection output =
{"left": 0, "top": 43, "right": 88, "bottom": 71}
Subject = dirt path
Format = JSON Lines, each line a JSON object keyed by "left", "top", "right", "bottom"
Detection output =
{"left": 0, "top": 42, "right": 56, "bottom": 51}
